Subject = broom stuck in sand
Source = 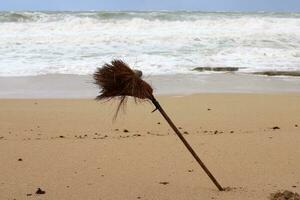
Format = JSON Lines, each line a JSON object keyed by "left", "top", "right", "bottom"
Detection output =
{"left": 93, "top": 59, "right": 224, "bottom": 191}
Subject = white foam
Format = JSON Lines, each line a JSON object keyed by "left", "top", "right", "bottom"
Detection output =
{"left": 0, "top": 11, "right": 300, "bottom": 76}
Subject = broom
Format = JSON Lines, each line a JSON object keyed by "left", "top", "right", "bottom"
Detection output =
{"left": 93, "top": 59, "right": 224, "bottom": 191}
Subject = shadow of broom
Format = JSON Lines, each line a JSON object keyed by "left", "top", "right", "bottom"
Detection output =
{"left": 93, "top": 59, "right": 224, "bottom": 191}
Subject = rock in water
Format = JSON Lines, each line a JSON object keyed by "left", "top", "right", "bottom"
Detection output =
{"left": 193, "top": 67, "right": 239, "bottom": 72}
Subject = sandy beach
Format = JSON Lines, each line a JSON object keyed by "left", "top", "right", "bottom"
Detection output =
{"left": 1, "top": 8, "right": 300, "bottom": 200}
{"left": 0, "top": 93, "right": 299, "bottom": 200}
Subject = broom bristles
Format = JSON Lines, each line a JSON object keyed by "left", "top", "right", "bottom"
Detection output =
{"left": 93, "top": 59, "right": 154, "bottom": 118}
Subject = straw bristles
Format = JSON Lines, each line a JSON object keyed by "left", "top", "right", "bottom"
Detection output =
{"left": 93, "top": 60, "right": 153, "bottom": 118}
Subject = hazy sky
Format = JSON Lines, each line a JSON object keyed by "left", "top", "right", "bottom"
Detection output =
{"left": 1, "top": 0, "right": 300, "bottom": 11}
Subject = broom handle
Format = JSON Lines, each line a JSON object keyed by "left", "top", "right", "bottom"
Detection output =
{"left": 150, "top": 96, "right": 224, "bottom": 191}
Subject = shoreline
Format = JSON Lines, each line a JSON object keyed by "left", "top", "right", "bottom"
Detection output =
{"left": 0, "top": 73, "right": 300, "bottom": 98}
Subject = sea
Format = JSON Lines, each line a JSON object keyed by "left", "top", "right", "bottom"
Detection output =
{"left": 0, "top": 11, "right": 300, "bottom": 77}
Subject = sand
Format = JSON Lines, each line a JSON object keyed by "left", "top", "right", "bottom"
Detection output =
{"left": 1, "top": 74, "right": 300, "bottom": 98}
{"left": 0, "top": 93, "right": 300, "bottom": 200}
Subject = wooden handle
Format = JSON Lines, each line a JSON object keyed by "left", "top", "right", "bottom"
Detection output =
{"left": 150, "top": 96, "right": 224, "bottom": 191}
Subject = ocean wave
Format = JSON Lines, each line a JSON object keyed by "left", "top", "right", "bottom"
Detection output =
{"left": 0, "top": 11, "right": 300, "bottom": 76}
{"left": 1, "top": 11, "right": 300, "bottom": 23}
{"left": 0, "top": 12, "right": 32, "bottom": 22}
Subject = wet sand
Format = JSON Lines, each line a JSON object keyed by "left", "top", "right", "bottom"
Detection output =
{"left": 1, "top": 74, "right": 300, "bottom": 98}
{"left": 0, "top": 94, "right": 300, "bottom": 200}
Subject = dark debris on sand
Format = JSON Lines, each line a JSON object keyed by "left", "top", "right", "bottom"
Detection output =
{"left": 272, "top": 126, "right": 280, "bottom": 130}
{"left": 36, "top": 188, "right": 46, "bottom": 195}
{"left": 159, "top": 181, "right": 169, "bottom": 185}
{"left": 132, "top": 134, "right": 141, "bottom": 137}
{"left": 270, "top": 190, "right": 300, "bottom": 200}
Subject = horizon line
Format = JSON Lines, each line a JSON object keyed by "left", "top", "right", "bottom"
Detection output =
{"left": 0, "top": 9, "right": 300, "bottom": 13}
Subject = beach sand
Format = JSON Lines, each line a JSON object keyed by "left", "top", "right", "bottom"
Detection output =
{"left": 1, "top": 74, "right": 300, "bottom": 98}
{"left": 0, "top": 93, "right": 300, "bottom": 200}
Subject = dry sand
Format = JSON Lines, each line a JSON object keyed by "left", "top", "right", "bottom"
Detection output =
{"left": 0, "top": 93, "right": 299, "bottom": 200}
